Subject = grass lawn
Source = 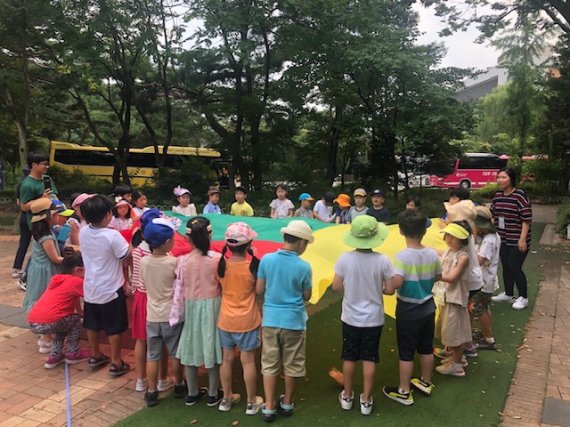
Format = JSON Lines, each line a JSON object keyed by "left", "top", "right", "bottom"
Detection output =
{"left": 117, "top": 224, "right": 548, "bottom": 427}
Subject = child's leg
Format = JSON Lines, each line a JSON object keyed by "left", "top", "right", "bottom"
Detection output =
{"left": 172, "top": 357, "right": 183, "bottom": 384}
{"left": 398, "top": 361, "right": 414, "bottom": 393}
{"left": 135, "top": 340, "right": 147, "bottom": 380}
{"left": 240, "top": 350, "right": 258, "bottom": 402}
{"left": 479, "top": 309, "right": 494, "bottom": 340}
{"left": 451, "top": 344, "right": 464, "bottom": 363}
{"left": 419, "top": 354, "right": 434, "bottom": 384}
{"left": 283, "top": 376, "right": 296, "bottom": 405}
{"left": 147, "top": 361, "right": 159, "bottom": 392}
{"left": 64, "top": 314, "right": 82, "bottom": 355}
{"left": 261, "top": 327, "right": 281, "bottom": 410}
{"left": 208, "top": 364, "right": 220, "bottom": 397}
{"left": 86, "top": 330, "right": 101, "bottom": 357}
{"left": 108, "top": 334, "right": 123, "bottom": 365}
{"left": 146, "top": 329, "right": 161, "bottom": 392}
{"left": 220, "top": 347, "right": 235, "bottom": 398}
{"left": 186, "top": 365, "right": 199, "bottom": 396}
{"left": 159, "top": 347, "right": 169, "bottom": 381}
{"left": 263, "top": 375, "right": 278, "bottom": 410}
{"left": 342, "top": 361, "right": 356, "bottom": 397}
{"left": 362, "top": 361, "right": 376, "bottom": 402}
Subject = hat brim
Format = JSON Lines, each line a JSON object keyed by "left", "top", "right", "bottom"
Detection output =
{"left": 56, "top": 209, "right": 75, "bottom": 217}
{"left": 343, "top": 224, "right": 388, "bottom": 249}
{"left": 280, "top": 227, "right": 315, "bottom": 244}
{"left": 475, "top": 218, "right": 496, "bottom": 232}
{"left": 440, "top": 227, "right": 469, "bottom": 240}
{"left": 31, "top": 208, "right": 59, "bottom": 223}
{"left": 208, "top": 191, "right": 220, "bottom": 196}
{"left": 353, "top": 193, "right": 366, "bottom": 197}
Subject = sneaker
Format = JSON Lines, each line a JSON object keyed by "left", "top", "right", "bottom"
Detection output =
{"left": 512, "top": 296, "right": 528, "bottom": 310}
{"left": 38, "top": 344, "right": 52, "bottom": 354}
{"left": 207, "top": 389, "right": 224, "bottom": 407}
{"left": 491, "top": 292, "right": 515, "bottom": 303}
{"left": 338, "top": 390, "right": 354, "bottom": 410}
{"left": 88, "top": 353, "right": 110, "bottom": 370}
{"left": 11, "top": 269, "right": 23, "bottom": 278}
{"left": 218, "top": 393, "right": 241, "bottom": 412}
{"left": 18, "top": 276, "right": 26, "bottom": 291}
{"left": 410, "top": 377, "right": 434, "bottom": 396}
{"left": 476, "top": 339, "right": 497, "bottom": 351}
{"left": 463, "top": 345, "right": 478, "bottom": 358}
{"left": 245, "top": 396, "right": 264, "bottom": 416}
{"left": 109, "top": 360, "right": 130, "bottom": 377}
{"left": 442, "top": 355, "right": 468, "bottom": 368}
{"left": 435, "top": 362, "right": 465, "bottom": 377}
{"left": 383, "top": 386, "right": 414, "bottom": 406}
{"left": 173, "top": 381, "right": 187, "bottom": 399}
{"left": 44, "top": 354, "right": 65, "bottom": 369}
{"left": 64, "top": 348, "right": 90, "bottom": 364}
{"left": 359, "top": 394, "right": 373, "bottom": 416}
{"left": 135, "top": 378, "right": 148, "bottom": 392}
{"left": 433, "top": 347, "right": 450, "bottom": 359}
{"left": 261, "top": 405, "right": 277, "bottom": 423}
{"left": 157, "top": 378, "right": 174, "bottom": 392}
{"left": 279, "top": 394, "right": 294, "bottom": 416}
{"left": 145, "top": 390, "right": 159, "bottom": 407}
{"left": 185, "top": 388, "right": 207, "bottom": 406}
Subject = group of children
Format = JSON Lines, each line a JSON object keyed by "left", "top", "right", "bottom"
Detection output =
{"left": 20, "top": 176, "right": 503, "bottom": 420}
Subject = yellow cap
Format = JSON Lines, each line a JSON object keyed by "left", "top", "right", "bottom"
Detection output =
{"left": 441, "top": 223, "right": 469, "bottom": 240}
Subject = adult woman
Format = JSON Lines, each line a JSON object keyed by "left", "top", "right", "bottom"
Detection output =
{"left": 490, "top": 167, "right": 532, "bottom": 310}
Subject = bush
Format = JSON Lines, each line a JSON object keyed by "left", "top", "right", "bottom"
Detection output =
{"left": 47, "top": 165, "right": 112, "bottom": 201}
{"left": 557, "top": 203, "right": 570, "bottom": 237}
{"left": 474, "top": 183, "right": 498, "bottom": 200}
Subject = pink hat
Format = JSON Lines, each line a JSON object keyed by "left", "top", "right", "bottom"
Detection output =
{"left": 71, "top": 193, "right": 96, "bottom": 209}
{"left": 114, "top": 199, "right": 131, "bottom": 208}
{"left": 225, "top": 222, "right": 257, "bottom": 247}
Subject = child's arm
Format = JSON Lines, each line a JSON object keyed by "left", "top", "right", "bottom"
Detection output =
{"left": 477, "top": 255, "right": 487, "bottom": 266}
{"left": 269, "top": 207, "right": 276, "bottom": 219}
{"left": 42, "top": 239, "right": 64, "bottom": 265}
{"left": 69, "top": 221, "right": 80, "bottom": 246}
{"left": 74, "top": 298, "right": 83, "bottom": 317}
{"left": 441, "top": 255, "right": 469, "bottom": 283}
{"left": 331, "top": 273, "right": 344, "bottom": 293}
{"left": 303, "top": 287, "right": 312, "bottom": 301}
{"left": 384, "top": 275, "right": 403, "bottom": 295}
{"left": 256, "top": 278, "right": 266, "bottom": 295}
{"left": 287, "top": 208, "right": 293, "bottom": 217}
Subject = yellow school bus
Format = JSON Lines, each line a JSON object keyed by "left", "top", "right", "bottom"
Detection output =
{"left": 49, "top": 141, "right": 223, "bottom": 186}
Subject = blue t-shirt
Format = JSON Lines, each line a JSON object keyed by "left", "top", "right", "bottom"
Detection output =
{"left": 258, "top": 249, "right": 312, "bottom": 330}
{"left": 203, "top": 202, "right": 221, "bottom": 214}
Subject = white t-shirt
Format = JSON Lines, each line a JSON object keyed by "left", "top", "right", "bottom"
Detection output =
{"left": 348, "top": 206, "right": 368, "bottom": 222}
{"left": 172, "top": 204, "right": 197, "bottom": 217}
{"left": 467, "top": 236, "right": 484, "bottom": 291}
{"left": 477, "top": 233, "right": 501, "bottom": 293}
{"left": 79, "top": 226, "right": 130, "bottom": 304}
{"left": 269, "top": 198, "right": 294, "bottom": 218}
{"left": 313, "top": 200, "right": 333, "bottom": 222}
{"left": 334, "top": 251, "right": 395, "bottom": 327}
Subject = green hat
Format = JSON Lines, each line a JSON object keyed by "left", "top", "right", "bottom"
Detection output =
{"left": 343, "top": 215, "right": 389, "bottom": 249}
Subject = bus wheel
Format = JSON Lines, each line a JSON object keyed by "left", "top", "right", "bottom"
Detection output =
{"left": 460, "top": 180, "right": 471, "bottom": 189}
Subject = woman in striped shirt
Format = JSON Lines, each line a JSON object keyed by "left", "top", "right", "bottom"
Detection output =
{"left": 490, "top": 167, "right": 532, "bottom": 310}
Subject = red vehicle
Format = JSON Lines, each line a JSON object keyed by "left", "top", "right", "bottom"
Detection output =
{"left": 430, "top": 153, "right": 508, "bottom": 189}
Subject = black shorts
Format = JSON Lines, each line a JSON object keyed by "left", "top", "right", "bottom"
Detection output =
{"left": 396, "top": 313, "right": 435, "bottom": 362}
{"left": 341, "top": 322, "right": 383, "bottom": 363}
{"left": 83, "top": 287, "right": 129, "bottom": 336}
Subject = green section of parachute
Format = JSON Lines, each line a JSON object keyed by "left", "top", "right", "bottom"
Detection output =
{"left": 164, "top": 211, "right": 335, "bottom": 241}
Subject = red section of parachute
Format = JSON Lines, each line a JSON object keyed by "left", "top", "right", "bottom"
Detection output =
{"left": 169, "top": 234, "right": 282, "bottom": 258}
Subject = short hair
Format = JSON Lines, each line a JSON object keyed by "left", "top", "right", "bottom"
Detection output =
{"left": 27, "top": 152, "right": 49, "bottom": 168}
{"left": 449, "top": 187, "right": 470, "bottom": 201}
{"left": 81, "top": 195, "right": 113, "bottom": 224}
{"left": 276, "top": 183, "right": 288, "bottom": 192}
{"left": 283, "top": 233, "right": 302, "bottom": 244}
{"left": 406, "top": 196, "right": 421, "bottom": 208}
{"left": 61, "top": 253, "right": 84, "bottom": 274}
{"left": 399, "top": 209, "right": 427, "bottom": 240}
{"left": 132, "top": 190, "right": 146, "bottom": 204}
{"left": 113, "top": 184, "right": 132, "bottom": 196}
{"left": 499, "top": 167, "right": 517, "bottom": 186}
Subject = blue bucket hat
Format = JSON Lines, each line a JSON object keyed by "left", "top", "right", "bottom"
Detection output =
{"left": 143, "top": 218, "right": 176, "bottom": 248}
{"left": 140, "top": 208, "right": 162, "bottom": 230}
{"left": 298, "top": 193, "right": 314, "bottom": 201}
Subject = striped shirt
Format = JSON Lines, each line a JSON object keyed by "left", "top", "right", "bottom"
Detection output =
{"left": 394, "top": 247, "right": 442, "bottom": 320}
{"left": 131, "top": 241, "right": 151, "bottom": 293}
{"left": 491, "top": 189, "right": 532, "bottom": 247}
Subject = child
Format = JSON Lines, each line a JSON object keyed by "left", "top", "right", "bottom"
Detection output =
{"left": 332, "top": 216, "right": 394, "bottom": 415}
{"left": 434, "top": 222, "right": 472, "bottom": 377}
{"left": 131, "top": 209, "right": 172, "bottom": 393}
{"left": 177, "top": 217, "right": 224, "bottom": 407}
{"left": 203, "top": 186, "right": 222, "bottom": 214}
{"left": 27, "top": 253, "right": 90, "bottom": 368}
{"left": 269, "top": 184, "right": 294, "bottom": 219}
{"left": 256, "top": 221, "right": 314, "bottom": 422}
{"left": 113, "top": 184, "right": 133, "bottom": 203}
{"left": 217, "top": 223, "right": 264, "bottom": 414}
{"left": 405, "top": 196, "right": 432, "bottom": 228}
{"left": 109, "top": 200, "right": 134, "bottom": 231}
{"left": 51, "top": 200, "right": 75, "bottom": 253}
{"left": 348, "top": 188, "right": 368, "bottom": 223}
{"left": 79, "top": 195, "right": 131, "bottom": 376}
{"left": 172, "top": 186, "right": 197, "bottom": 217}
{"left": 313, "top": 192, "right": 335, "bottom": 223}
{"left": 141, "top": 219, "right": 186, "bottom": 407}
{"left": 473, "top": 207, "right": 500, "bottom": 350}
{"left": 69, "top": 193, "right": 95, "bottom": 246}
{"left": 294, "top": 193, "right": 314, "bottom": 218}
{"left": 230, "top": 186, "right": 254, "bottom": 217}
{"left": 334, "top": 194, "right": 351, "bottom": 224}
{"left": 367, "top": 189, "right": 390, "bottom": 223}
{"left": 132, "top": 191, "right": 149, "bottom": 218}
{"left": 24, "top": 198, "right": 64, "bottom": 354}
{"left": 382, "top": 210, "right": 442, "bottom": 406}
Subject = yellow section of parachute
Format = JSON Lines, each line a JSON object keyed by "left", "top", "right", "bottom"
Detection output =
{"left": 303, "top": 219, "right": 447, "bottom": 318}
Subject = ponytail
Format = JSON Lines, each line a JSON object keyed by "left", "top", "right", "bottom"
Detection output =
{"left": 186, "top": 216, "right": 211, "bottom": 256}
{"left": 217, "top": 245, "right": 229, "bottom": 278}
{"left": 247, "top": 246, "right": 260, "bottom": 279}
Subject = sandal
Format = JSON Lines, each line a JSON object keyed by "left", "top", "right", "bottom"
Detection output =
{"left": 109, "top": 360, "right": 131, "bottom": 377}
{"left": 262, "top": 405, "right": 277, "bottom": 423}
{"left": 279, "top": 394, "right": 294, "bottom": 416}
{"left": 88, "top": 353, "right": 110, "bottom": 370}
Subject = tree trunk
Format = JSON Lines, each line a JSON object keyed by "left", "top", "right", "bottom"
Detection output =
{"left": 250, "top": 115, "right": 262, "bottom": 191}
{"left": 14, "top": 120, "right": 28, "bottom": 168}
{"left": 326, "top": 106, "right": 342, "bottom": 186}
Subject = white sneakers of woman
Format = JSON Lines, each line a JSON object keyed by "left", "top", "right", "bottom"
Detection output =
{"left": 491, "top": 292, "right": 515, "bottom": 303}
{"left": 512, "top": 297, "right": 528, "bottom": 310}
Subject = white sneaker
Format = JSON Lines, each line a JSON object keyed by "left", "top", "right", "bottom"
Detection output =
{"left": 218, "top": 393, "right": 241, "bottom": 412}
{"left": 245, "top": 396, "right": 263, "bottom": 415}
{"left": 491, "top": 292, "right": 515, "bottom": 303}
{"left": 157, "top": 378, "right": 174, "bottom": 392}
{"left": 512, "top": 296, "right": 529, "bottom": 310}
{"left": 435, "top": 362, "right": 465, "bottom": 377}
{"left": 359, "top": 394, "right": 373, "bottom": 416}
{"left": 11, "top": 269, "right": 23, "bottom": 278}
{"left": 338, "top": 390, "right": 354, "bottom": 411}
{"left": 135, "top": 378, "right": 148, "bottom": 392}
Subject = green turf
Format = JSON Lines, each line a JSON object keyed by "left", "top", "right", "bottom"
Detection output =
{"left": 117, "top": 224, "right": 553, "bottom": 427}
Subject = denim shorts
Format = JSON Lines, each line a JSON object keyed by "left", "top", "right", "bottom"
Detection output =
{"left": 219, "top": 328, "right": 261, "bottom": 352}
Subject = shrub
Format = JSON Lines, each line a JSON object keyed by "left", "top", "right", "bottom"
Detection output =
{"left": 557, "top": 203, "right": 570, "bottom": 237}
{"left": 47, "top": 165, "right": 112, "bottom": 200}
{"left": 474, "top": 183, "right": 499, "bottom": 200}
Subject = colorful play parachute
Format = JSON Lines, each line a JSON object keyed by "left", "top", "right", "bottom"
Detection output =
{"left": 164, "top": 212, "right": 447, "bottom": 318}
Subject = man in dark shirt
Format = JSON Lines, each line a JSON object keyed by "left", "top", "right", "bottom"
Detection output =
{"left": 367, "top": 189, "right": 390, "bottom": 223}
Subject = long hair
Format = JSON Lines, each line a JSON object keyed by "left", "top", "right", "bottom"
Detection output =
{"left": 186, "top": 216, "right": 211, "bottom": 255}
{"left": 217, "top": 243, "right": 260, "bottom": 279}
{"left": 31, "top": 216, "right": 52, "bottom": 241}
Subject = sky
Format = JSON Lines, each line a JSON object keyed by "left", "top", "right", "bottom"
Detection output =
{"left": 413, "top": 3, "right": 500, "bottom": 70}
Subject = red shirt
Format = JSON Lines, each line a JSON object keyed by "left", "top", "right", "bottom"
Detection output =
{"left": 27, "top": 274, "right": 84, "bottom": 324}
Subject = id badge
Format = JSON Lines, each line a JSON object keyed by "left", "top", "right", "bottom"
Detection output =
{"left": 498, "top": 217, "right": 505, "bottom": 230}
